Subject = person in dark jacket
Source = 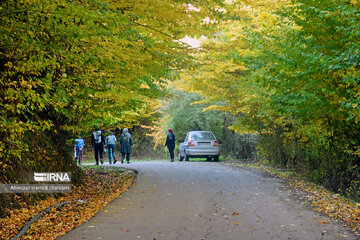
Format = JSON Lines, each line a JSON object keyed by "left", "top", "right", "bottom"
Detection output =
{"left": 120, "top": 128, "right": 134, "bottom": 164}
{"left": 165, "top": 128, "right": 176, "bottom": 162}
{"left": 91, "top": 126, "right": 105, "bottom": 165}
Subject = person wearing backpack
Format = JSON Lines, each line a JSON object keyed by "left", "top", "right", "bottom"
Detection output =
{"left": 91, "top": 126, "right": 105, "bottom": 165}
{"left": 119, "top": 128, "right": 134, "bottom": 164}
{"left": 165, "top": 128, "right": 176, "bottom": 162}
{"left": 106, "top": 131, "right": 117, "bottom": 164}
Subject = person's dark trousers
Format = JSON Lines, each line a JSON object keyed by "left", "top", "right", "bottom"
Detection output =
{"left": 169, "top": 149, "right": 174, "bottom": 162}
{"left": 94, "top": 143, "right": 104, "bottom": 164}
{"left": 121, "top": 153, "right": 131, "bottom": 163}
{"left": 168, "top": 146, "right": 175, "bottom": 162}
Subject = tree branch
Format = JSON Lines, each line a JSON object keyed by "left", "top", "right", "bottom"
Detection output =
{"left": 130, "top": 21, "right": 175, "bottom": 40}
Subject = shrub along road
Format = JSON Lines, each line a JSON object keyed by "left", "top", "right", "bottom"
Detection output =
{"left": 59, "top": 161, "right": 357, "bottom": 240}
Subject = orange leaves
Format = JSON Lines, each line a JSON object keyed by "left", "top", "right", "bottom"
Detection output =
{"left": 234, "top": 222, "right": 246, "bottom": 226}
{"left": 317, "top": 220, "right": 330, "bottom": 224}
{"left": 0, "top": 168, "right": 135, "bottom": 240}
{"left": 288, "top": 178, "right": 360, "bottom": 232}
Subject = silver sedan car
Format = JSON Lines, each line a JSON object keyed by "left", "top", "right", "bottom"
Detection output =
{"left": 178, "top": 131, "right": 220, "bottom": 161}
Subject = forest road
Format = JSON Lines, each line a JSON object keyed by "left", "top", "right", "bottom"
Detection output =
{"left": 59, "top": 161, "right": 357, "bottom": 240}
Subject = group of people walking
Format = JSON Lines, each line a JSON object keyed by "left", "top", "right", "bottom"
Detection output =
{"left": 74, "top": 127, "right": 176, "bottom": 164}
{"left": 74, "top": 127, "right": 134, "bottom": 165}
{"left": 91, "top": 127, "right": 134, "bottom": 165}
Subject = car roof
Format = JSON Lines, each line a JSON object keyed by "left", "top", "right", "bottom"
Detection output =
{"left": 188, "top": 131, "right": 213, "bottom": 133}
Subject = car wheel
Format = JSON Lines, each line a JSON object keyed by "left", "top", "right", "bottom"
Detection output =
{"left": 213, "top": 155, "right": 219, "bottom": 162}
{"left": 185, "top": 153, "right": 190, "bottom": 161}
{"left": 178, "top": 152, "right": 184, "bottom": 161}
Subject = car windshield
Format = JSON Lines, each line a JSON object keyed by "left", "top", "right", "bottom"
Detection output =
{"left": 190, "top": 132, "right": 214, "bottom": 141}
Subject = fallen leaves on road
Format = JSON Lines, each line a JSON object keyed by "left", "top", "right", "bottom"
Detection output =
{"left": 0, "top": 167, "right": 135, "bottom": 240}
{"left": 223, "top": 161, "right": 360, "bottom": 233}
{"left": 234, "top": 222, "right": 248, "bottom": 226}
{"left": 288, "top": 178, "right": 360, "bottom": 232}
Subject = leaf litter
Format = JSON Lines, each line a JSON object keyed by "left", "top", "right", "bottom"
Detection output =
{"left": 224, "top": 161, "right": 360, "bottom": 235}
{"left": 0, "top": 167, "right": 135, "bottom": 240}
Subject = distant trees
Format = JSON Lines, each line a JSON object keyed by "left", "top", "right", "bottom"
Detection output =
{"left": 159, "top": 90, "right": 258, "bottom": 160}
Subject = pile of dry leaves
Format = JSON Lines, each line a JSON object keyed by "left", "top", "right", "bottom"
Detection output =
{"left": 0, "top": 167, "right": 135, "bottom": 240}
{"left": 287, "top": 177, "right": 360, "bottom": 233}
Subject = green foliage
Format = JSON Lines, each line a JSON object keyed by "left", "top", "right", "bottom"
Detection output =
{"left": 0, "top": 0, "right": 210, "bottom": 171}
{"left": 166, "top": 90, "right": 227, "bottom": 140}
{"left": 2, "top": 0, "right": 359, "bottom": 213}
{"left": 179, "top": 0, "right": 360, "bottom": 200}
{"left": 0, "top": 0, "right": 223, "bottom": 215}
{"left": 251, "top": 0, "right": 360, "bottom": 198}
{"left": 164, "top": 90, "right": 258, "bottom": 159}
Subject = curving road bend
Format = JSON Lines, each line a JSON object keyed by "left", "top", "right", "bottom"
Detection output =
{"left": 59, "top": 161, "right": 357, "bottom": 240}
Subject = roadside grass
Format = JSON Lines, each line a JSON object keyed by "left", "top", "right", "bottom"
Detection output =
{"left": 224, "top": 160, "right": 360, "bottom": 235}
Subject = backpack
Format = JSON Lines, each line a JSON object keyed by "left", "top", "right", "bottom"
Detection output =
{"left": 122, "top": 134, "right": 130, "bottom": 144}
{"left": 93, "top": 131, "right": 102, "bottom": 144}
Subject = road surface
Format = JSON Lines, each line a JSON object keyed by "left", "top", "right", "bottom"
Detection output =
{"left": 59, "top": 161, "right": 357, "bottom": 240}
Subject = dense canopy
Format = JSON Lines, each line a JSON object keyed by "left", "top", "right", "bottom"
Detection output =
{"left": 1, "top": 0, "right": 359, "bottom": 214}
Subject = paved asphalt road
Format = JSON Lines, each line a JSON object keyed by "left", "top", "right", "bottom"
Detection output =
{"left": 59, "top": 161, "right": 357, "bottom": 240}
